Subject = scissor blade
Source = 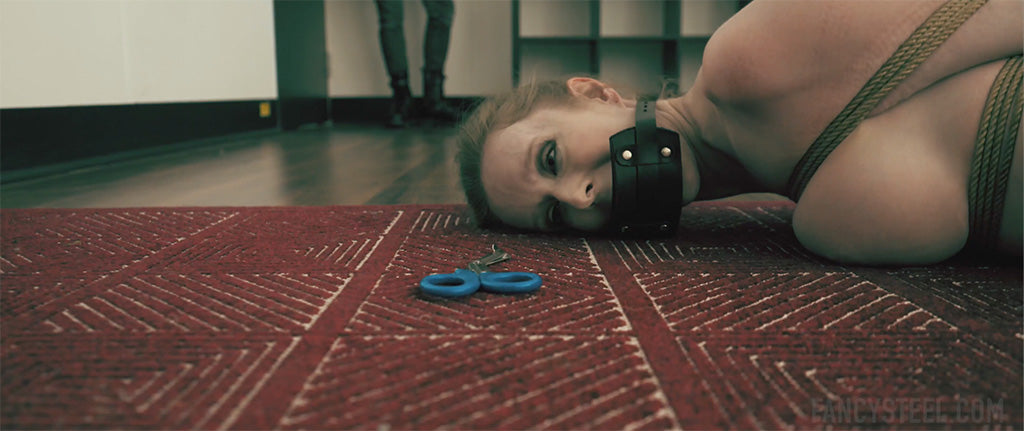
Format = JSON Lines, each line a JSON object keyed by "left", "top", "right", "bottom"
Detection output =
{"left": 468, "top": 245, "right": 509, "bottom": 272}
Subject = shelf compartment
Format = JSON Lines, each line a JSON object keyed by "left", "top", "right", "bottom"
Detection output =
{"left": 677, "top": 38, "right": 709, "bottom": 91}
{"left": 519, "top": 40, "right": 595, "bottom": 84}
{"left": 598, "top": 40, "right": 670, "bottom": 97}
{"left": 518, "top": 0, "right": 593, "bottom": 38}
{"left": 681, "top": 0, "right": 738, "bottom": 36}
{"left": 599, "top": 0, "right": 665, "bottom": 38}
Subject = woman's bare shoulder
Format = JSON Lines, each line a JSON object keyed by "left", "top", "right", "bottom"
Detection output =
{"left": 699, "top": 0, "right": 944, "bottom": 104}
{"left": 702, "top": 0, "right": 1021, "bottom": 107}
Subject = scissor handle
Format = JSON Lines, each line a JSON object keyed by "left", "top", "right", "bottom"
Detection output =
{"left": 420, "top": 269, "right": 480, "bottom": 297}
{"left": 479, "top": 271, "right": 542, "bottom": 294}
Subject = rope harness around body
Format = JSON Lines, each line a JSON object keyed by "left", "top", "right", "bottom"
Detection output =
{"left": 785, "top": 0, "right": 1023, "bottom": 250}
{"left": 967, "top": 55, "right": 1023, "bottom": 249}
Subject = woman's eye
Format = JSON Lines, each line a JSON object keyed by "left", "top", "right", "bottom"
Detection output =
{"left": 547, "top": 201, "right": 563, "bottom": 226}
{"left": 544, "top": 141, "right": 558, "bottom": 175}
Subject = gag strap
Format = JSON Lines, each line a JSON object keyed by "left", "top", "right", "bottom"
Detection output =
{"left": 608, "top": 99, "right": 683, "bottom": 236}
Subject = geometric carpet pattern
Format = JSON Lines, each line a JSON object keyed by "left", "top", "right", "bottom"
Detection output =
{"left": 2, "top": 202, "right": 1020, "bottom": 429}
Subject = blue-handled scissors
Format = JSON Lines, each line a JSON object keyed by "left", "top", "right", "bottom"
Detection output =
{"left": 420, "top": 244, "right": 542, "bottom": 298}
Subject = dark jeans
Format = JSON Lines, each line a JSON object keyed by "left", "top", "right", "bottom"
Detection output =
{"left": 375, "top": 0, "right": 454, "bottom": 77}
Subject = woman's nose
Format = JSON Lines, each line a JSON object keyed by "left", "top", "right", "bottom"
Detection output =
{"left": 556, "top": 181, "right": 595, "bottom": 209}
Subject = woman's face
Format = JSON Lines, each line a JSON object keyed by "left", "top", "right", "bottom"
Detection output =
{"left": 480, "top": 97, "right": 635, "bottom": 232}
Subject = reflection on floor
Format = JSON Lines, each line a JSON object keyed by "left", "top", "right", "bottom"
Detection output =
{"left": 2, "top": 124, "right": 465, "bottom": 208}
{"left": 1, "top": 123, "right": 785, "bottom": 208}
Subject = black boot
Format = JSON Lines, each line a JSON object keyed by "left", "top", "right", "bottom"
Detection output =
{"left": 421, "top": 69, "right": 461, "bottom": 124}
{"left": 387, "top": 74, "right": 412, "bottom": 128}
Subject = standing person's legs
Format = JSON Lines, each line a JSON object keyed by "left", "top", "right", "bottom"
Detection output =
{"left": 375, "top": 0, "right": 412, "bottom": 127}
{"left": 421, "top": 0, "right": 453, "bottom": 73}
{"left": 420, "top": 0, "right": 459, "bottom": 122}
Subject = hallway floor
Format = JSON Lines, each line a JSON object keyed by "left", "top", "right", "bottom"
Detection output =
{"left": 2, "top": 124, "right": 465, "bottom": 208}
{"left": 1, "top": 123, "right": 784, "bottom": 209}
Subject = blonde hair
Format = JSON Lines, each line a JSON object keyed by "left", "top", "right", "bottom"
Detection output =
{"left": 455, "top": 80, "right": 576, "bottom": 227}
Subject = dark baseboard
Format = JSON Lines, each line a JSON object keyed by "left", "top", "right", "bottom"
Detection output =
{"left": 280, "top": 97, "right": 329, "bottom": 131}
{"left": 1, "top": 100, "right": 278, "bottom": 173}
{"left": 330, "top": 97, "right": 482, "bottom": 125}
{"left": 0, "top": 97, "right": 484, "bottom": 181}
{"left": 330, "top": 98, "right": 389, "bottom": 124}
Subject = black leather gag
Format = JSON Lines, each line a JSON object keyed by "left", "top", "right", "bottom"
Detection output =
{"left": 608, "top": 100, "right": 683, "bottom": 236}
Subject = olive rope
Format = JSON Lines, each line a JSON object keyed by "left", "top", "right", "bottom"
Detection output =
{"left": 967, "top": 55, "right": 1023, "bottom": 249}
{"left": 786, "top": 0, "right": 988, "bottom": 200}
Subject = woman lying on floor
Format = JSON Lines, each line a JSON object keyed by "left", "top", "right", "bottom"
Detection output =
{"left": 455, "top": 0, "right": 1022, "bottom": 265}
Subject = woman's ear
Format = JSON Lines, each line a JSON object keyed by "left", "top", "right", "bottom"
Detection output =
{"left": 566, "top": 77, "right": 623, "bottom": 104}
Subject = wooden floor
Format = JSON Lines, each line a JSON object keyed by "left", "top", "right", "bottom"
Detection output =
{"left": 2, "top": 124, "right": 466, "bottom": 208}
{"left": 2, "top": 123, "right": 783, "bottom": 209}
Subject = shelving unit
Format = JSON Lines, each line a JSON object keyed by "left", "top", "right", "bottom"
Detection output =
{"left": 512, "top": 0, "right": 743, "bottom": 96}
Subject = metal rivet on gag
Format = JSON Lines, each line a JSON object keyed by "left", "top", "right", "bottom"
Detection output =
{"left": 660, "top": 147, "right": 672, "bottom": 157}
{"left": 622, "top": 150, "right": 633, "bottom": 160}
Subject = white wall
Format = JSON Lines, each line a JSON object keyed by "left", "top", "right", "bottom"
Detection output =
{"left": 0, "top": 0, "right": 278, "bottom": 109}
{"left": 325, "top": 0, "right": 512, "bottom": 98}
{"left": 1, "top": 0, "right": 727, "bottom": 108}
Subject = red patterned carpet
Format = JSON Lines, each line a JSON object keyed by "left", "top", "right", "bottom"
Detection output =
{"left": 2, "top": 202, "right": 1021, "bottom": 430}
